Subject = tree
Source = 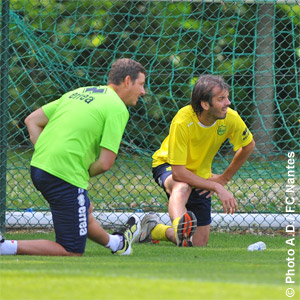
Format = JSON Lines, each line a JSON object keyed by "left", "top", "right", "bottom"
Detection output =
{"left": 253, "top": 3, "right": 275, "bottom": 155}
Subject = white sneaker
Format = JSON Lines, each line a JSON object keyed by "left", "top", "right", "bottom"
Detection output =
{"left": 112, "top": 215, "right": 140, "bottom": 255}
{"left": 136, "top": 213, "right": 160, "bottom": 243}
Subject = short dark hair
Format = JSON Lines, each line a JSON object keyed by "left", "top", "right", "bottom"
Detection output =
{"left": 108, "top": 58, "right": 146, "bottom": 85}
{"left": 191, "top": 75, "right": 230, "bottom": 114}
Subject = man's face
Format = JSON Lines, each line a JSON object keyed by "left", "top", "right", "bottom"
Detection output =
{"left": 208, "top": 87, "right": 231, "bottom": 120}
{"left": 125, "top": 72, "right": 146, "bottom": 106}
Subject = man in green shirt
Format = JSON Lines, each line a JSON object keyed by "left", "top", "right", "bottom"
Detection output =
{"left": 0, "top": 58, "right": 146, "bottom": 256}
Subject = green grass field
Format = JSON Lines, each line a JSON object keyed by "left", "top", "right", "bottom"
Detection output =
{"left": 0, "top": 231, "right": 298, "bottom": 300}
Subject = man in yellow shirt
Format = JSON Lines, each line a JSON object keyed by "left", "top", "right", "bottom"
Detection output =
{"left": 138, "top": 75, "right": 255, "bottom": 247}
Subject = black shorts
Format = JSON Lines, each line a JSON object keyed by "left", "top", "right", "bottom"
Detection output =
{"left": 31, "top": 166, "right": 90, "bottom": 253}
{"left": 152, "top": 163, "right": 212, "bottom": 226}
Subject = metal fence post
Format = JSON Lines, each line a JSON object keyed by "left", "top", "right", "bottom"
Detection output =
{"left": 0, "top": 0, "right": 10, "bottom": 233}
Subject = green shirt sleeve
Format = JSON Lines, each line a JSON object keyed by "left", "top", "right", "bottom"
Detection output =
{"left": 42, "top": 100, "right": 59, "bottom": 119}
{"left": 100, "top": 111, "right": 129, "bottom": 154}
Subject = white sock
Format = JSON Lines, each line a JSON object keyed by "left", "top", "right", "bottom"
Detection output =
{"left": 0, "top": 240, "right": 18, "bottom": 255}
{"left": 105, "top": 234, "right": 123, "bottom": 252}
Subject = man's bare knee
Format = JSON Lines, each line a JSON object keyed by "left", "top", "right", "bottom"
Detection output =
{"left": 170, "top": 182, "right": 192, "bottom": 198}
{"left": 192, "top": 225, "right": 210, "bottom": 247}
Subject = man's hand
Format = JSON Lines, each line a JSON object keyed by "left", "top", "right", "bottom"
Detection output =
{"left": 215, "top": 184, "right": 238, "bottom": 214}
{"left": 171, "top": 165, "right": 238, "bottom": 214}
{"left": 197, "top": 173, "right": 228, "bottom": 197}
{"left": 197, "top": 140, "right": 255, "bottom": 206}
{"left": 88, "top": 147, "right": 116, "bottom": 177}
{"left": 197, "top": 174, "right": 237, "bottom": 214}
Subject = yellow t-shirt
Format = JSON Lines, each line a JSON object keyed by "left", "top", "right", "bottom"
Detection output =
{"left": 152, "top": 105, "right": 253, "bottom": 179}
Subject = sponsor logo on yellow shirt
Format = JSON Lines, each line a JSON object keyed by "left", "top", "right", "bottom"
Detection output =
{"left": 217, "top": 125, "right": 226, "bottom": 135}
{"left": 242, "top": 127, "right": 250, "bottom": 140}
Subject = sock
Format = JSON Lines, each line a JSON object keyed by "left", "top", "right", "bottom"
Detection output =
{"left": 172, "top": 217, "right": 181, "bottom": 237}
{"left": 105, "top": 234, "right": 123, "bottom": 252}
{"left": 0, "top": 240, "right": 18, "bottom": 255}
{"left": 151, "top": 224, "right": 171, "bottom": 241}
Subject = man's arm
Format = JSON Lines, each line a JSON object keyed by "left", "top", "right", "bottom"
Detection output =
{"left": 171, "top": 165, "right": 238, "bottom": 214}
{"left": 88, "top": 147, "right": 116, "bottom": 177}
{"left": 210, "top": 139, "right": 255, "bottom": 186}
{"left": 24, "top": 108, "right": 49, "bottom": 145}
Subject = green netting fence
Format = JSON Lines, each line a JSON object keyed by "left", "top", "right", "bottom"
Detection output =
{"left": 0, "top": 0, "right": 299, "bottom": 233}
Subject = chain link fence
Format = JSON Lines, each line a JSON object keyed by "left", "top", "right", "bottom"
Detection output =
{"left": 1, "top": 0, "right": 299, "bottom": 233}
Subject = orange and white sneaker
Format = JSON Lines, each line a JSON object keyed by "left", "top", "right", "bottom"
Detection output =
{"left": 176, "top": 211, "right": 197, "bottom": 247}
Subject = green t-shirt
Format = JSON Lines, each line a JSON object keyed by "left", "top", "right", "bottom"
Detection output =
{"left": 31, "top": 86, "right": 129, "bottom": 189}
